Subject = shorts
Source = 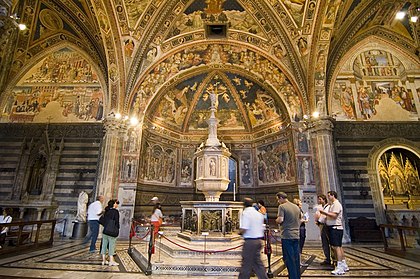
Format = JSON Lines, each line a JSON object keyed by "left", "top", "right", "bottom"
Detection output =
{"left": 328, "top": 226, "right": 343, "bottom": 247}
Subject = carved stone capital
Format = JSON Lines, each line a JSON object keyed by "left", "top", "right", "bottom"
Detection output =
{"left": 103, "top": 113, "right": 128, "bottom": 137}
{"left": 307, "top": 116, "right": 335, "bottom": 135}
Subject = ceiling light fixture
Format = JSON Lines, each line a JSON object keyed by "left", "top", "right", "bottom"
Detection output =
{"left": 396, "top": 11, "right": 406, "bottom": 20}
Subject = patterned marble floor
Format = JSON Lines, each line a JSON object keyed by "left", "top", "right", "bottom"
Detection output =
{"left": 0, "top": 239, "right": 419, "bottom": 278}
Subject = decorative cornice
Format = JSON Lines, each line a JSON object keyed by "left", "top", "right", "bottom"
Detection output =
{"left": 334, "top": 122, "right": 420, "bottom": 139}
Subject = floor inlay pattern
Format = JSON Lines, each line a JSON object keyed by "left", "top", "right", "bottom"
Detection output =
{"left": 0, "top": 240, "right": 419, "bottom": 278}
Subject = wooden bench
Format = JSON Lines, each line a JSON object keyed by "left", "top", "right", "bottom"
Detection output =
{"left": 349, "top": 217, "right": 383, "bottom": 242}
{"left": 5, "top": 230, "right": 31, "bottom": 246}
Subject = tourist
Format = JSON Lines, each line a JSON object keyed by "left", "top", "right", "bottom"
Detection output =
{"left": 314, "top": 194, "right": 332, "bottom": 266}
{"left": 83, "top": 195, "right": 104, "bottom": 253}
{"left": 151, "top": 200, "right": 163, "bottom": 238}
{"left": 257, "top": 200, "right": 268, "bottom": 224}
{"left": 293, "top": 198, "right": 308, "bottom": 267}
{"left": 0, "top": 208, "right": 12, "bottom": 249}
{"left": 238, "top": 198, "right": 268, "bottom": 279}
{"left": 319, "top": 191, "right": 349, "bottom": 275}
{"left": 100, "top": 199, "right": 120, "bottom": 266}
{"left": 276, "top": 192, "right": 301, "bottom": 279}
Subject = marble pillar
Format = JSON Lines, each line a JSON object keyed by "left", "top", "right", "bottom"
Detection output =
{"left": 308, "top": 117, "right": 350, "bottom": 242}
{"left": 96, "top": 113, "right": 128, "bottom": 202}
{"left": 307, "top": 117, "right": 340, "bottom": 195}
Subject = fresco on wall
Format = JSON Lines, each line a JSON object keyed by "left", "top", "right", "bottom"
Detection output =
{"left": 1, "top": 48, "right": 104, "bottom": 123}
{"left": 298, "top": 157, "right": 313, "bottom": 186}
{"left": 139, "top": 142, "right": 176, "bottom": 184}
{"left": 240, "top": 154, "right": 252, "bottom": 186}
{"left": 256, "top": 139, "right": 295, "bottom": 185}
{"left": 181, "top": 149, "right": 194, "bottom": 184}
{"left": 297, "top": 131, "right": 309, "bottom": 153}
{"left": 379, "top": 148, "right": 420, "bottom": 210}
{"left": 121, "top": 156, "right": 138, "bottom": 182}
{"left": 331, "top": 49, "right": 418, "bottom": 121}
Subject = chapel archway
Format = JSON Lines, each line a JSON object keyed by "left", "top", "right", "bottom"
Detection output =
{"left": 367, "top": 138, "right": 420, "bottom": 225}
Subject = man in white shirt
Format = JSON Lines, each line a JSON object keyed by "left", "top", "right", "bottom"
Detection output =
{"left": 319, "top": 191, "right": 349, "bottom": 275}
{"left": 238, "top": 198, "right": 268, "bottom": 279}
{"left": 83, "top": 195, "right": 104, "bottom": 253}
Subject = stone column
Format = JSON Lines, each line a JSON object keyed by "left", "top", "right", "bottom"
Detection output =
{"left": 118, "top": 124, "right": 142, "bottom": 239}
{"left": 96, "top": 113, "right": 128, "bottom": 202}
{"left": 307, "top": 117, "right": 340, "bottom": 195}
{"left": 308, "top": 117, "right": 350, "bottom": 242}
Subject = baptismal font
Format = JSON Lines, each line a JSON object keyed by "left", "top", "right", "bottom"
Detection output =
{"left": 179, "top": 82, "right": 243, "bottom": 239}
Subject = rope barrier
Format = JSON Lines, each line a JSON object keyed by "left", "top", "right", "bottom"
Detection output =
{"left": 133, "top": 229, "right": 150, "bottom": 240}
{"left": 268, "top": 230, "right": 282, "bottom": 243}
{"left": 130, "top": 221, "right": 152, "bottom": 240}
{"left": 161, "top": 234, "right": 243, "bottom": 254}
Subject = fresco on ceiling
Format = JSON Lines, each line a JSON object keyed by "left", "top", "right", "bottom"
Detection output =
{"left": 257, "top": 139, "right": 295, "bottom": 185}
{"left": 152, "top": 71, "right": 283, "bottom": 131}
{"left": 331, "top": 50, "right": 418, "bottom": 121}
{"left": 168, "top": 0, "right": 265, "bottom": 40}
{"left": 268, "top": 0, "right": 307, "bottom": 27}
{"left": 124, "top": 0, "right": 153, "bottom": 28}
{"left": 132, "top": 43, "right": 302, "bottom": 125}
{"left": 139, "top": 142, "right": 176, "bottom": 184}
{"left": 1, "top": 48, "right": 104, "bottom": 123}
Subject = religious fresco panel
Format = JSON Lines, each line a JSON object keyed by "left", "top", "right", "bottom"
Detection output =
{"left": 151, "top": 69, "right": 286, "bottom": 133}
{"left": 256, "top": 139, "right": 295, "bottom": 185}
{"left": 168, "top": 0, "right": 266, "bottom": 40}
{"left": 121, "top": 156, "right": 138, "bottom": 182}
{"left": 139, "top": 141, "right": 176, "bottom": 185}
{"left": 181, "top": 149, "right": 194, "bottom": 185}
{"left": 130, "top": 43, "right": 303, "bottom": 123}
{"left": 331, "top": 49, "right": 418, "bottom": 121}
{"left": 1, "top": 48, "right": 104, "bottom": 123}
{"left": 331, "top": 82, "right": 357, "bottom": 120}
{"left": 239, "top": 153, "right": 252, "bottom": 186}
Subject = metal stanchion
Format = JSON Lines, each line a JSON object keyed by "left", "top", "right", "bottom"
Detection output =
{"left": 201, "top": 232, "right": 209, "bottom": 264}
{"left": 274, "top": 229, "right": 279, "bottom": 255}
{"left": 145, "top": 223, "right": 154, "bottom": 275}
{"left": 155, "top": 231, "right": 164, "bottom": 263}
{"left": 264, "top": 225, "right": 273, "bottom": 278}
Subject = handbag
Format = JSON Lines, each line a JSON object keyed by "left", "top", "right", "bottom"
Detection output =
{"left": 99, "top": 215, "right": 105, "bottom": 226}
{"left": 103, "top": 219, "right": 119, "bottom": 237}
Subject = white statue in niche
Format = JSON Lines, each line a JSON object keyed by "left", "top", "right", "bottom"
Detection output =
{"left": 302, "top": 157, "right": 310, "bottom": 186}
{"left": 209, "top": 158, "right": 216, "bottom": 176}
{"left": 76, "top": 191, "right": 88, "bottom": 222}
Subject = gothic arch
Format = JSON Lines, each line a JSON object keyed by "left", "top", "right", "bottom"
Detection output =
{"left": 327, "top": 35, "right": 420, "bottom": 118}
{"left": 3, "top": 42, "right": 108, "bottom": 100}
{"left": 127, "top": 41, "right": 307, "bottom": 126}
{"left": 367, "top": 137, "right": 420, "bottom": 225}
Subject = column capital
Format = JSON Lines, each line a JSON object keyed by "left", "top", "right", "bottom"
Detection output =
{"left": 307, "top": 116, "right": 335, "bottom": 134}
{"left": 103, "top": 112, "right": 128, "bottom": 136}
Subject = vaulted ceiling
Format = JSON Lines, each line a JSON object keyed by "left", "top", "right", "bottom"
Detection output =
{"left": 0, "top": 0, "right": 418, "bottom": 135}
